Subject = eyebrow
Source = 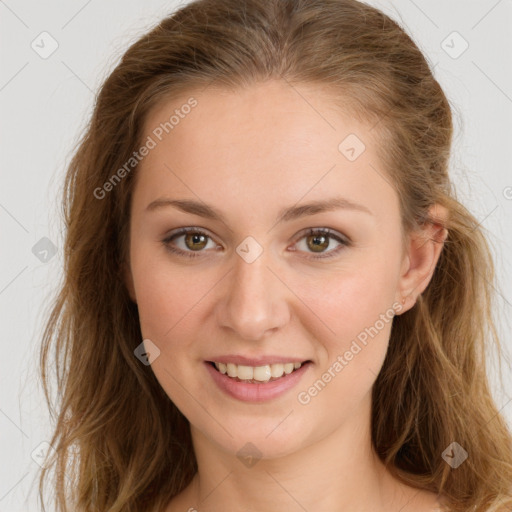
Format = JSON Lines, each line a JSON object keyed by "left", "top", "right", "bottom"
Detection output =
{"left": 145, "top": 196, "right": 373, "bottom": 225}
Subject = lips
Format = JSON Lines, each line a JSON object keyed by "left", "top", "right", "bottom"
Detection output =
{"left": 205, "top": 359, "right": 312, "bottom": 402}
{"left": 205, "top": 355, "right": 312, "bottom": 384}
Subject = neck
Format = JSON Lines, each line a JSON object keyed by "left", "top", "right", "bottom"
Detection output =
{"left": 184, "top": 393, "right": 401, "bottom": 512}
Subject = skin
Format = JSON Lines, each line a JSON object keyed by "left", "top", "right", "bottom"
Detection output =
{"left": 123, "top": 80, "right": 448, "bottom": 512}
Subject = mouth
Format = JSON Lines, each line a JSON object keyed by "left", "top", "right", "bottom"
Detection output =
{"left": 206, "top": 360, "right": 312, "bottom": 384}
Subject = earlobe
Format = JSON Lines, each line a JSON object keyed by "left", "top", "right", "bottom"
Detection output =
{"left": 396, "top": 205, "right": 449, "bottom": 313}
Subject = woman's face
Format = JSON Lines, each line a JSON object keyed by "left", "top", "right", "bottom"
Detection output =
{"left": 125, "top": 80, "right": 410, "bottom": 458}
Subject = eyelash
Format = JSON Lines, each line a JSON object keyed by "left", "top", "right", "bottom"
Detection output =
{"left": 161, "top": 227, "right": 350, "bottom": 260}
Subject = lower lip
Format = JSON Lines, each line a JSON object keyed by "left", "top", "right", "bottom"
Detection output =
{"left": 205, "top": 361, "right": 312, "bottom": 402}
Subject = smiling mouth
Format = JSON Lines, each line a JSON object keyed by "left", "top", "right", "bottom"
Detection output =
{"left": 207, "top": 360, "right": 312, "bottom": 383}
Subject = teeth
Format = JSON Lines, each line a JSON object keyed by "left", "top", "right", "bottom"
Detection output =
{"left": 284, "top": 363, "right": 294, "bottom": 374}
{"left": 213, "top": 361, "right": 304, "bottom": 382}
{"left": 270, "top": 363, "right": 284, "bottom": 378}
{"left": 227, "top": 363, "right": 237, "bottom": 378}
{"left": 237, "top": 365, "right": 254, "bottom": 380}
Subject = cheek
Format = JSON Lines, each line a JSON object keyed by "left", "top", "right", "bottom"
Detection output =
{"left": 294, "top": 256, "right": 398, "bottom": 343}
{"left": 295, "top": 267, "right": 395, "bottom": 421}
{"left": 289, "top": 251, "right": 399, "bottom": 400}
{"left": 130, "top": 248, "right": 206, "bottom": 343}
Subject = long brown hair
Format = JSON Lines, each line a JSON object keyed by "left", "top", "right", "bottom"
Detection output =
{"left": 38, "top": 0, "right": 512, "bottom": 510}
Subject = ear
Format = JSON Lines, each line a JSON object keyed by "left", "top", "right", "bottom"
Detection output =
{"left": 395, "top": 204, "right": 449, "bottom": 314}
{"left": 122, "top": 260, "right": 137, "bottom": 304}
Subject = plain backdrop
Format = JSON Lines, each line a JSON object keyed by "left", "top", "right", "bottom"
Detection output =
{"left": 1, "top": 0, "right": 511, "bottom": 509}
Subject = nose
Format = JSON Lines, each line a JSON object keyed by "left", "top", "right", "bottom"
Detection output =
{"left": 215, "top": 249, "right": 291, "bottom": 341}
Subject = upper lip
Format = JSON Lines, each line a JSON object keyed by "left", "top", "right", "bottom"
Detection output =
{"left": 206, "top": 355, "right": 311, "bottom": 366}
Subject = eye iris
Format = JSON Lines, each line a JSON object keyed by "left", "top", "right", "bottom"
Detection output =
{"left": 307, "top": 234, "right": 329, "bottom": 253}
{"left": 185, "top": 232, "right": 207, "bottom": 251}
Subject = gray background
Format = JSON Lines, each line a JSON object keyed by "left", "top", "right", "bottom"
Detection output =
{"left": 0, "top": 0, "right": 511, "bottom": 509}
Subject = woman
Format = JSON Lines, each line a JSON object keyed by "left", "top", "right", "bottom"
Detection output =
{"left": 38, "top": 0, "right": 512, "bottom": 510}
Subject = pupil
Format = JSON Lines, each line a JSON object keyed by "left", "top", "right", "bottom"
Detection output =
{"left": 310, "top": 234, "right": 328, "bottom": 252}
{"left": 187, "top": 233, "right": 206, "bottom": 250}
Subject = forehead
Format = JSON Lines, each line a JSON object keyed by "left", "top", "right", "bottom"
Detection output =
{"left": 142, "top": 80, "right": 372, "bottom": 166}
{"left": 132, "top": 80, "right": 398, "bottom": 224}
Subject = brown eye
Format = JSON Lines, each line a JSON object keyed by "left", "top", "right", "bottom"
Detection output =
{"left": 184, "top": 232, "right": 208, "bottom": 251}
{"left": 306, "top": 233, "right": 330, "bottom": 253}
{"left": 294, "top": 228, "right": 350, "bottom": 259}
{"left": 162, "top": 227, "right": 217, "bottom": 259}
